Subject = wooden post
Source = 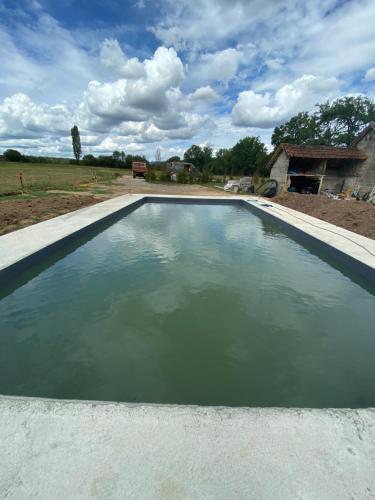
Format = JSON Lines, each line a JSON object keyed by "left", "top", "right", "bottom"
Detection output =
{"left": 318, "top": 175, "right": 324, "bottom": 195}
{"left": 19, "top": 172, "right": 25, "bottom": 194}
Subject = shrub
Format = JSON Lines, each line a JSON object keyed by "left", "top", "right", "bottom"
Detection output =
{"left": 145, "top": 169, "right": 157, "bottom": 182}
{"left": 176, "top": 171, "right": 189, "bottom": 183}
{"left": 158, "top": 170, "right": 171, "bottom": 182}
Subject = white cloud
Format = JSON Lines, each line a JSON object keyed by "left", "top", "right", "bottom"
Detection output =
{"left": 232, "top": 74, "right": 340, "bottom": 128}
{"left": 0, "top": 93, "right": 71, "bottom": 138}
{"left": 100, "top": 39, "right": 145, "bottom": 79}
{"left": 191, "top": 48, "right": 243, "bottom": 84}
{"left": 82, "top": 46, "right": 185, "bottom": 128}
{"left": 188, "top": 86, "right": 221, "bottom": 103}
{"left": 364, "top": 68, "right": 375, "bottom": 82}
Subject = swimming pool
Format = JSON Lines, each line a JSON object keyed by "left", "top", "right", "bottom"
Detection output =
{"left": 0, "top": 201, "right": 374, "bottom": 407}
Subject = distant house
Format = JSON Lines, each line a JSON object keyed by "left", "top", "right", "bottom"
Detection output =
{"left": 268, "top": 123, "right": 375, "bottom": 196}
{"left": 167, "top": 161, "right": 199, "bottom": 175}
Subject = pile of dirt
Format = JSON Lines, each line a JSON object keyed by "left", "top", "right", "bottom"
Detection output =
{"left": 0, "top": 195, "right": 101, "bottom": 235}
{"left": 273, "top": 192, "right": 375, "bottom": 240}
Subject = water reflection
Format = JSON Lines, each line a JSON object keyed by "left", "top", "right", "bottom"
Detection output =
{"left": 0, "top": 203, "right": 374, "bottom": 407}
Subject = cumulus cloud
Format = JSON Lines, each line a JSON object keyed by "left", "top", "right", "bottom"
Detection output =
{"left": 232, "top": 74, "right": 340, "bottom": 128}
{"left": 188, "top": 86, "right": 221, "bottom": 103}
{"left": 100, "top": 39, "right": 145, "bottom": 79}
{"left": 82, "top": 46, "right": 184, "bottom": 127}
{"left": 364, "top": 68, "right": 375, "bottom": 82}
{"left": 0, "top": 93, "right": 71, "bottom": 138}
{"left": 191, "top": 48, "right": 243, "bottom": 84}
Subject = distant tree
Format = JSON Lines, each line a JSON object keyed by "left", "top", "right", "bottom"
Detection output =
{"left": 3, "top": 149, "right": 23, "bottom": 162}
{"left": 214, "top": 148, "right": 232, "bottom": 175}
{"left": 112, "top": 150, "right": 121, "bottom": 161}
{"left": 231, "top": 136, "right": 268, "bottom": 175}
{"left": 70, "top": 125, "right": 82, "bottom": 164}
{"left": 183, "top": 144, "right": 213, "bottom": 170}
{"left": 202, "top": 145, "right": 213, "bottom": 165}
{"left": 271, "top": 112, "right": 329, "bottom": 148}
{"left": 155, "top": 147, "right": 161, "bottom": 162}
{"left": 82, "top": 154, "right": 97, "bottom": 166}
{"left": 120, "top": 150, "right": 126, "bottom": 162}
{"left": 167, "top": 155, "right": 180, "bottom": 162}
{"left": 318, "top": 96, "right": 375, "bottom": 146}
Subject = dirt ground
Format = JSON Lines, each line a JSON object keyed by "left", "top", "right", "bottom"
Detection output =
{"left": 110, "top": 176, "right": 227, "bottom": 196}
{"left": 0, "top": 195, "right": 99, "bottom": 235}
{"left": 274, "top": 192, "right": 375, "bottom": 239}
{"left": 0, "top": 177, "right": 227, "bottom": 235}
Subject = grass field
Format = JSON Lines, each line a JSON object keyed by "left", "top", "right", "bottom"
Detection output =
{"left": 0, "top": 162, "right": 129, "bottom": 194}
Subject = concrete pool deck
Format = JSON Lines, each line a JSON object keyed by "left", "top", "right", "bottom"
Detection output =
{"left": 1, "top": 194, "right": 375, "bottom": 498}
{"left": 1, "top": 396, "right": 375, "bottom": 499}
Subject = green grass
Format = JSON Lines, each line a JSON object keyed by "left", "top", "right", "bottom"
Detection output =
{"left": 0, "top": 162, "right": 129, "bottom": 194}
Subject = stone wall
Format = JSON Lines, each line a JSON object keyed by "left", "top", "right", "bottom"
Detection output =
{"left": 321, "top": 173, "right": 343, "bottom": 193}
{"left": 354, "top": 128, "right": 375, "bottom": 195}
{"left": 270, "top": 151, "right": 289, "bottom": 192}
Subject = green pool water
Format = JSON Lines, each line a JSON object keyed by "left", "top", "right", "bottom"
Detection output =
{"left": 0, "top": 202, "right": 374, "bottom": 407}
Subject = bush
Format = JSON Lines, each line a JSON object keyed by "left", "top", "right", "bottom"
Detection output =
{"left": 176, "top": 171, "right": 189, "bottom": 183}
{"left": 158, "top": 170, "right": 171, "bottom": 182}
{"left": 145, "top": 169, "right": 157, "bottom": 182}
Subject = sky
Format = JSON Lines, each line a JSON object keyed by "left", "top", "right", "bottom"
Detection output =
{"left": 0, "top": 0, "right": 374, "bottom": 159}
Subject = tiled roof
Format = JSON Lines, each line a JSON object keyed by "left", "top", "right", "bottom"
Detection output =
{"left": 281, "top": 143, "right": 367, "bottom": 160}
{"left": 268, "top": 142, "right": 367, "bottom": 168}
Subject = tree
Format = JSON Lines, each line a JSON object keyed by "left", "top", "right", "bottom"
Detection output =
{"left": 318, "top": 96, "right": 375, "bottom": 146}
{"left": 184, "top": 145, "right": 205, "bottom": 169}
{"left": 214, "top": 148, "right": 232, "bottom": 175}
{"left": 271, "top": 112, "right": 329, "bottom": 148}
{"left": 202, "top": 145, "right": 213, "bottom": 165}
{"left": 155, "top": 147, "right": 161, "bottom": 162}
{"left": 183, "top": 144, "right": 213, "bottom": 170}
{"left": 167, "top": 155, "right": 180, "bottom": 162}
{"left": 231, "top": 136, "right": 268, "bottom": 175}
{"left": 71, "top": 125, "right": 82, "bottom": 164}
{"left": 112, "top": 150, "right": 121, "bottom": 161}
{"left": 3, "top": 149, "right": 23, "bottom": 162}
{"left": 82, "top": 154, "right": 97, "bottom": 166}
{"left": 120, "top": 151, "right": 126, "bottom": 162}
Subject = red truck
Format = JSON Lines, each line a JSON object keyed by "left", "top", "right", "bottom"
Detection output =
{"left": 132, "top": 161, "right": 148, "bottom": 178}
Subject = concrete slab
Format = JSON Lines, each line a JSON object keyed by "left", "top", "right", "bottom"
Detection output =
{"left": 0, "top": 396, "right": 374, "bottom": 499}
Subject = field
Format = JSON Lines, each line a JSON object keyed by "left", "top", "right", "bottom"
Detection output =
{"left": 0, "top": 162, "right": 129, "bottom": 194}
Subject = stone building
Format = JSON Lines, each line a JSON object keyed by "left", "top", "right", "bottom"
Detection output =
{"left": 268, "top": 122, "right": 375, "bottom": 196}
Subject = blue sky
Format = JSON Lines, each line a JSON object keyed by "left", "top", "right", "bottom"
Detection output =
{"left": 0, "top": 0, "right": 374, "bottom": 158}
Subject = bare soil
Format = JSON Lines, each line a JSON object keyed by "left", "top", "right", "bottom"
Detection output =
{"left": 0, "top": 177, "right": 227, "bottom": 235}
{"left": 0, "top": 195, "right": 100, "bottom": 235}
{"left": 274, "top": 192, "right": 375, "bottom": 240}
{"left": 110, "top": 176, "right": 227, "bottom": 196}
